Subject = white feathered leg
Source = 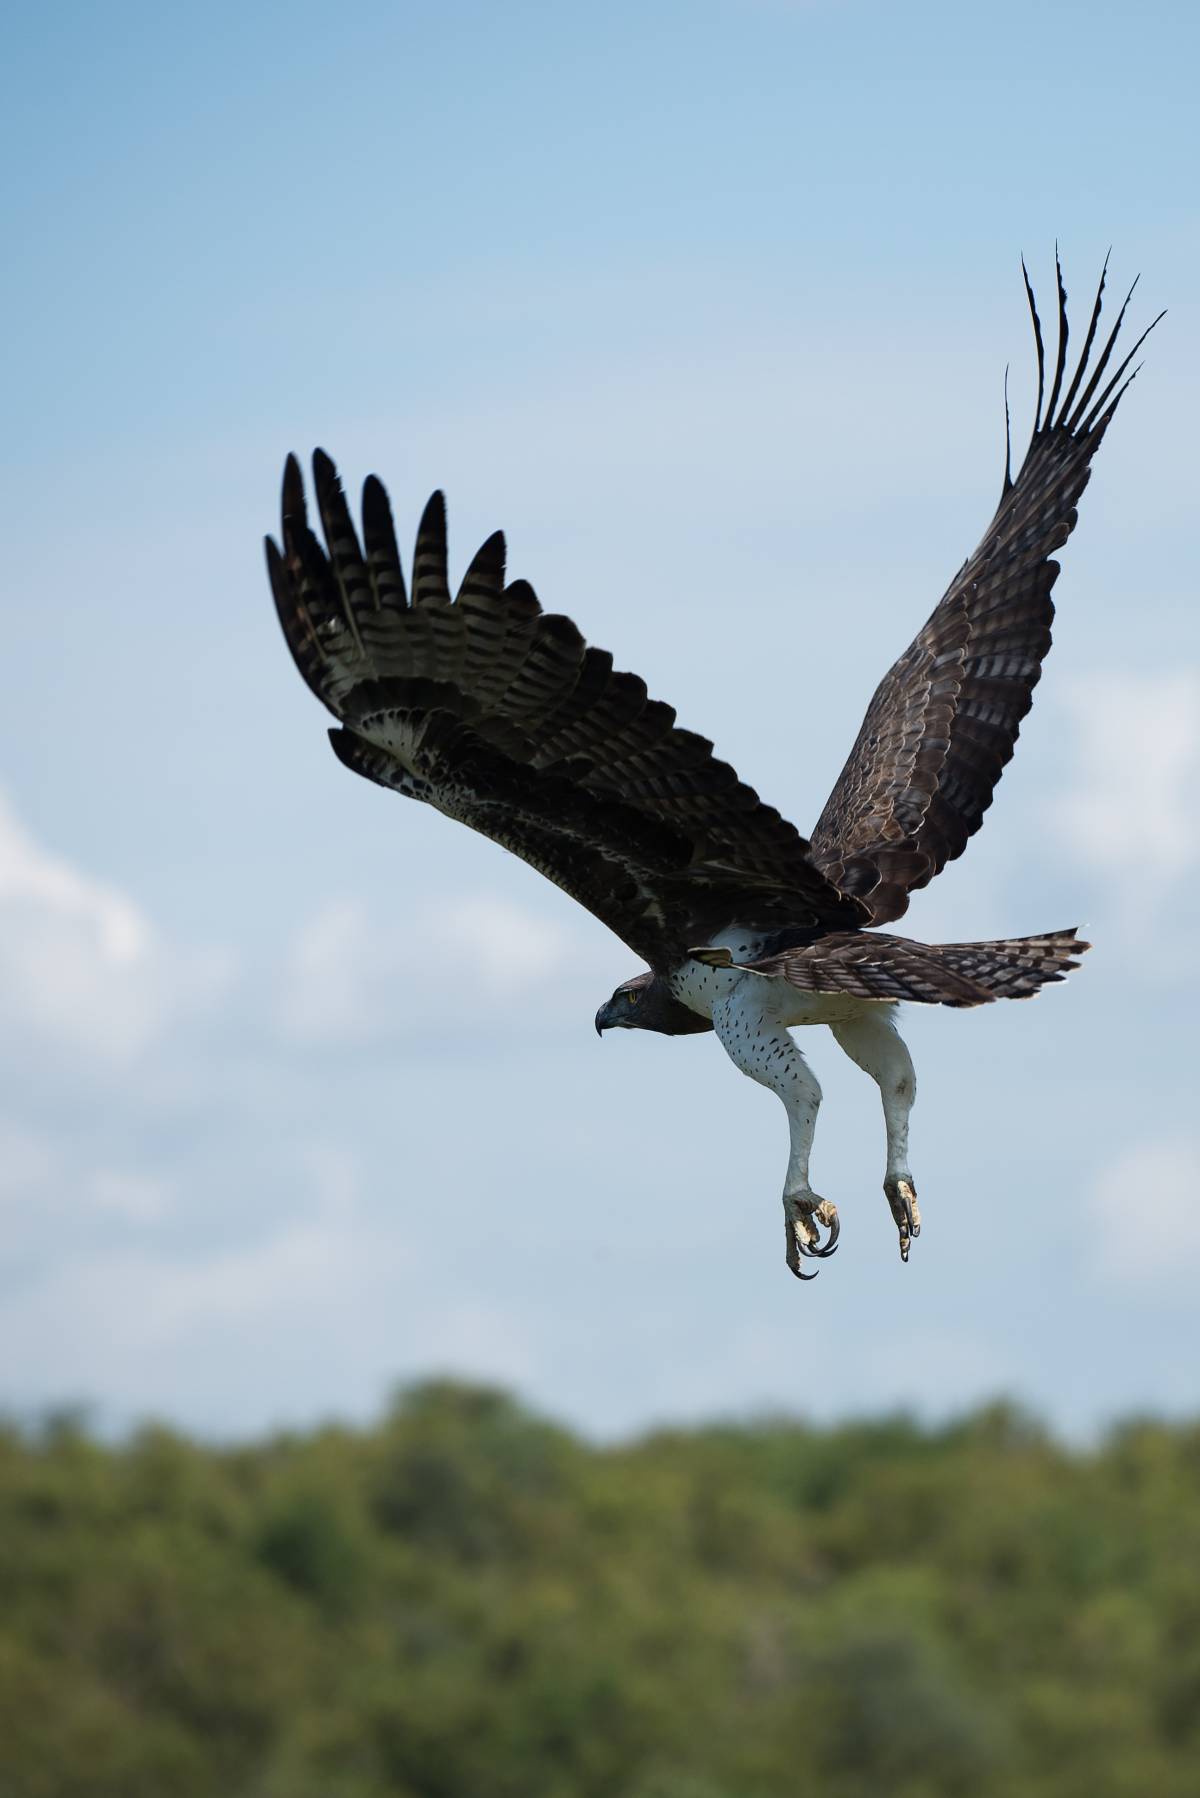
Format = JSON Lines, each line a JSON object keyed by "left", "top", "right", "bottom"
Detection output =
{"left": 711, "top": 985, "right": 839, "bottom": 1279}
{"left": 830, "top": 1007, "right": 921, "bottom": 1261}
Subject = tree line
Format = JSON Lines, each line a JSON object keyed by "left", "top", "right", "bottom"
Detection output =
{"left": 1, "top": 1381, "right": 1198, "bottom": 1797}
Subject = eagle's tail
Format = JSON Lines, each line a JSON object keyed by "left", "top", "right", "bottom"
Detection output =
{"left": 694, "top": 927, "right": 1090, "bottom": 1007}
{"left": 906, "top": 928, "right": 1091, "bottom": 1004}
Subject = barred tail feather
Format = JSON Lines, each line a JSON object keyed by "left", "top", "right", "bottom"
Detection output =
{"left": 717, "top": 926, "right": 1091, "bottom": 1007}
{"left": 924, "top": 927, "right": 1090, "bottom": 1001}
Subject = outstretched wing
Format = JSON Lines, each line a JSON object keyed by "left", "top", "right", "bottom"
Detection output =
{"left": 267, "top": 454, "right": 864, "bottom": 968}
{"left": 810, "top": 256, "right": 1162, "bottom": 926}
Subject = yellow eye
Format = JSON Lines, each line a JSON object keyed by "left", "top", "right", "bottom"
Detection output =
{"left": 626, "top": 989, "right": 640, "bottom": 1005}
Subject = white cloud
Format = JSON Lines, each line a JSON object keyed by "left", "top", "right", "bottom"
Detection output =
{"left": 1088, "top": 1139, "right": 1200, "bottom": 1287}
{"left": 435, "top": 893, "right": 573, "bottom": 995}
{"left": 0, "top": 1119, "right": 56, "bottom": 1197}
{"left": 282, "top": 897, "right": 372, "bottom": 1045}
{"left": 0, "top": 1138, "right": 535, "bottom": 1433}
{"left": 0, "top": 1118, "right": 174, "bottom": 1251}
{"left": 0, "top": 1120, "right": 177, "bottom": 1285}
{"left": 0, "top": 787, "right": 232, "bottom": 1065}
{"left": 279, "top": 891, "right": 580, "bottom": 1046}
{"left": 0, "top": 1220, "right": 372, "bottom": 1412}
{"left": 0, "top": 798, "right": 570, "bottom": 1428}
{"left": 1047, "top": 670, "right": 1200, "bottom": 924}
{"left": 0, "top": 789, "right": 147, "bottom": 962}
{"left": 86, "top": 1170, "right": 173, "bottom": 1225}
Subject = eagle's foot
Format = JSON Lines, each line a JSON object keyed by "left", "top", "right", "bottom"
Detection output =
{"left": 884, "top": 1176, "right": 921, "bottom": 1263}
{"left": 783, "top": 1191, "right": 840, "bottom": 1281}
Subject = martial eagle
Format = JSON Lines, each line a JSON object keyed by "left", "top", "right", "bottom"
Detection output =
{"left": 267, "top": 258, "right": 1158, "bottom": 1279}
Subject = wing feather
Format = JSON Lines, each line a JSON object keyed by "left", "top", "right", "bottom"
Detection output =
{"left": 810, "top": 258, "right": 1162, "bottom": 925}
{"left": 269, "top": 458, "right": 864, "bottom": 964}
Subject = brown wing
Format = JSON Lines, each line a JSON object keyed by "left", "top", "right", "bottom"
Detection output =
{"left": 810, "top": 256, "right": 1162, "bottom": 926}
{"left": 266, "top": 454, "right": 865, "bottom": 968}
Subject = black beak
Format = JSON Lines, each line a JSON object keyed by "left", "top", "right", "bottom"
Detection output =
{"left": 594, "top": 1002, "right": 611, "bottom": 1037}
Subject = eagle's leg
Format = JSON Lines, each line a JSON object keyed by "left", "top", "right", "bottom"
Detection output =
{"left": 711, "top": 987, "right": 837, "bottom": 1280}
{"left": 830, "top": 1008, "right": 920, "bottom": 1262}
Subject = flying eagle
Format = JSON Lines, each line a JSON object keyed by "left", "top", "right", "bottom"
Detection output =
{"left": 267, "top": 258, "right": 1158, "bottom": 1279}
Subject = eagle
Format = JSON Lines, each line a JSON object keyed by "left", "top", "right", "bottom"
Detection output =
{"left": 267, "top": 257, "right": 1158, "bottom": 1279}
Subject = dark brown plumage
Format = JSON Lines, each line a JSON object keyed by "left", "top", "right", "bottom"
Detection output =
{"left": 692, "top": 927, "right": 1088, "bottom": 1008}
{"left": 809, "top": 254, "right": 1163, "bottom": 925}
{"left": 266, "top": 257, "right": 1157, "bottom": 1006}
{"left": 266, "top": 257, "right": 1161, "bottom": 1277}
{"left": 267, "top": 455, "right": 865, "bottom": 973}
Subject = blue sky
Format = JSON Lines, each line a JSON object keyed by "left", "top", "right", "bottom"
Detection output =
{"left": 2, "top": 0, "right": 1198, "bottom": 1439}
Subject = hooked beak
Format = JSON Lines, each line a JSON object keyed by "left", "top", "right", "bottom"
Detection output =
{"left": 594, "top": 999, "right": 617, "bottom": 1037}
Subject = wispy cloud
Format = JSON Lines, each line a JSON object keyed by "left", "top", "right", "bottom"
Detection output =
{"left": 86, "top": 1170, "right": 174, "bottom": 1225}
{"left": 0, "top": 1138, "right": 535, "bottom": 1435}
{"left": 0, "top": 1119, "right": 57, "bottom": 1199}
{"left": 278, "top": 891, "right": 593, "bottom": 1048}
{"left": 0, "top": 790, "right": 146, "bottom": 959}
{"left": 1088, "top": 1139, "right": 1200, "bottom": 1288}
{"left": 0, "top": 792, "right": 588, "bottom": 1430}
{"left": 1045, "top": 669, "right": 1200, "bottom": 942}
{"left": 0, "top": 788, "right": 232, "bottom": 1065}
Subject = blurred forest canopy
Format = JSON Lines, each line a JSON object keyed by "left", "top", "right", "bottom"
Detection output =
{"left": 1, "top": 1382, "right": 1199, "bottom": 1798}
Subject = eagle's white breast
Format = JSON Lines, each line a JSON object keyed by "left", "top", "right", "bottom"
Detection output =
{"left": 669, "top": 929, "right": 888, "bottom": 1029}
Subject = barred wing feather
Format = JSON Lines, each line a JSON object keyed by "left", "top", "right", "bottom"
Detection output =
{"left": 267, "top": 454, "right": 865, "bottom": 968}
{"left": 811, "top": 256, "right": 1162, "bottom": 926}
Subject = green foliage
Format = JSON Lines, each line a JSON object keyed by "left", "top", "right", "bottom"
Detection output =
{"left": 1, "top": 1384, "right": 1199, "bottom": 1797}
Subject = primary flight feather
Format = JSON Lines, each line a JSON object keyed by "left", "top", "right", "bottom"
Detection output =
{"left": 267, "top": 256, "right": 1159, "bottom": 1278}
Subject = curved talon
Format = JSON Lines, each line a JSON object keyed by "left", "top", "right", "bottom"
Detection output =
{"left": 798, "top": 1214, "right": 840, "bottom": 1259}
{"left": 884, "top": 1177, "right": 921, "bottom": 1264}
{"left": 785, "top": 1194, "right": 839, "bottom": 1282}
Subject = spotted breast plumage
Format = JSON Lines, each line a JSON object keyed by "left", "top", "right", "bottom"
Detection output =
{"left": 266, "top": 256, "right": 1160, "bottom": 1278}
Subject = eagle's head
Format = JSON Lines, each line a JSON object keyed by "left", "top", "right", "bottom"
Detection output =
{"left": 594, "top": 972, "right": 713, "bottom": 1038}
